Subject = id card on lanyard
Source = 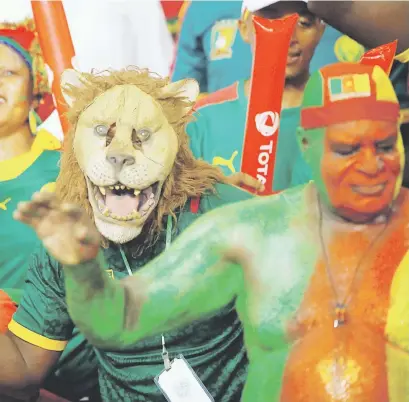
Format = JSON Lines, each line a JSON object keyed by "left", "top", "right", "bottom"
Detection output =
{"left": 155, "top": 355, "right": 215, "bottom": 402}
{"left": 154, "top": 337, "right": 214, "bottom": 402}
{"left": 155, "top": 212, "right": 214, "bottom": 401}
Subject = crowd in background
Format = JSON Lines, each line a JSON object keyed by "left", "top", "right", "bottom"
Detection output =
{"left": 0, "top": 1, "right": 408, "bottom": 401}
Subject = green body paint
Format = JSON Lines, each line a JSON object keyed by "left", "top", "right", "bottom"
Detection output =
{"left": 64, "top": 184, "right": 320, "bottom": 399}
{"left": 64, "top": 182, "right": 409, "bottom": 401}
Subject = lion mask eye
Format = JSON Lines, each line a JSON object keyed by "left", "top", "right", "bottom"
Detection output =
{"left": 94, "top": 125, "right": 109, "bottom": 136}
{"left": 135, "top": 129, "right": 152, "bottom": 142}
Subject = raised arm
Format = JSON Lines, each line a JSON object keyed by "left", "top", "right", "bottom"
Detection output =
{"left": 14, "top": 193, "right": 245, "bottom": 350}
{"left": 308, "top": 1, "right": 409, "bottom": 55}
{"left": 67, "top": 218, "right": 242, "bottom": 349}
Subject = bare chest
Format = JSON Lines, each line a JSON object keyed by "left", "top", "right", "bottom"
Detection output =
{"left": 238, "top": 220, "right": 409, "bottom": 351}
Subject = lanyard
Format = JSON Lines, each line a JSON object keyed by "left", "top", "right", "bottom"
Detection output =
{"left": 119, "top": 215, "right": 173, "bottom": 276}
{"left": 116, "top": 216, "right": 175, "bottom": 371}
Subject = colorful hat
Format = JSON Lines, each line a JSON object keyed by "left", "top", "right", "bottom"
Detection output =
{"left": 0, "top": 19, "right": 49, "bottom": 96}
{"left": 300, "top": 62, "right": 400, "bottom": 130}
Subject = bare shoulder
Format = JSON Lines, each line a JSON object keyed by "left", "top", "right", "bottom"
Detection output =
{"left": 210, "top": 183, "right": 310, "bottom": 234}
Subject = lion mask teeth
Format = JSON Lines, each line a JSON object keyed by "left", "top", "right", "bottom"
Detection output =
{"left": 98, "top": 186, "right": 140, "bottom": 196}
{"left": 91, "top": 181, "right": 159, "bottom": 221}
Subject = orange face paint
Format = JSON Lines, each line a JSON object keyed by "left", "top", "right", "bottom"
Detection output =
{"left": 321, "top": 120, "right": 401, "bottom": 221}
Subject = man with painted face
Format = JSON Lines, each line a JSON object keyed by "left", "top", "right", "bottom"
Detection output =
{"left": 23, "top": 61, "right": 409, "bottom": 401}
{"left": 305, "top": 1, "right": 409, "bottom": 187}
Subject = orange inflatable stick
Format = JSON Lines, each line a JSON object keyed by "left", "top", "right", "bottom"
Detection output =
{"left": 31, "top": 1, "right": 75, "bottom": 137}
{"left": 241, "top": 14, "right": 298, "bottom": 195}
{"left": 360, "top": 40, "right": 397, "bottom": 75}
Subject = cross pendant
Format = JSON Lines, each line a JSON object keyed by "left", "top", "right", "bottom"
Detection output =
{"left": 333, "top": 303, "right": 346, "bottom": 328}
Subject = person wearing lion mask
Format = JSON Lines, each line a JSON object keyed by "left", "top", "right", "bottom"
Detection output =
{"left": 0, "top": 67, "right": 255, "bottom": 401}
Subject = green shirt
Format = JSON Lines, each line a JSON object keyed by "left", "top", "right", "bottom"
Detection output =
{"left": 188, "top": 80, "right": 311, "bottom": 192}
{"left": 0, "top": 148, "right": 60, "bottom": 292}
{"left": 0, "top": 134, "right": 100, "bottom": 400}
{"left": 10, "top": 184, "right": 253, "bottom": 401}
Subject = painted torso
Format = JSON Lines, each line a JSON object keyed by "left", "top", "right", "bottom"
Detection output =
{"left": 232, "top": 183, "right": 409, "bottom": 401}
{"left": 60, "top": 181, "right": 409, "bottom": 400}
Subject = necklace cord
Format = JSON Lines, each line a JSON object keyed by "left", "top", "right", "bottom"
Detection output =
{"left": 317, "top": 196, "right": 390, "bottom": 308}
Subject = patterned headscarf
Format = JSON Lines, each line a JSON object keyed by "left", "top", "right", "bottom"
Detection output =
{"left": 0, "top": 18, "right": 49, "bottom": 98}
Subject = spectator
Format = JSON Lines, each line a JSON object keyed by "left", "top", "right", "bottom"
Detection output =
{"left": 171, "top": 0, "right": 252, "bottom": 94}
{"left": 0, "top": 19, "right": 81, "bottom": 402}
{"left": 188, "top": 1, "right": 362, "bottom": 192}
{"left": 171, "top": 0, "right": 366, "bottom": 98}
{"left": 0, "top": 18, "right": 100, "bottom": 402}
{"left": 0, "top": 20, "right": 60, "bottom": 301}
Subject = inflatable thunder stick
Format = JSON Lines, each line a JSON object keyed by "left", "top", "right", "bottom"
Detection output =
{"left": 240, "top": 14, "right": 298, "bottom": 195}
{"left": 360, "top": 40, "right": 397, "bottom": 75}
{"left": 31, "top": 1, "right": 75, "bottom": 136}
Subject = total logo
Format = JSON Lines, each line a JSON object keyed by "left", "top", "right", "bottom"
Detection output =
{"left": 253, "top": 110, "right": 280, "bottom": 187}
{"left": 255, "top": 111, "right": 280, "bottom": 137}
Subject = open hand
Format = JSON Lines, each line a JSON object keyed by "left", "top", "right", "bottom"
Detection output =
{"left": 13, "top": 192, "right": 100, "bottom": 265}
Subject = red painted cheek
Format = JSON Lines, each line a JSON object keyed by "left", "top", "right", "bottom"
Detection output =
{"left": 382, "top": 152, "right": 402, "bottom": 176}
{"left": 321, "top": 156, "right": 356, "bottom": 205}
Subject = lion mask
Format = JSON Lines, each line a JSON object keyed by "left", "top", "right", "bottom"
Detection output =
{"left": 56, "top": 68, "right": 224, "bottom": 245}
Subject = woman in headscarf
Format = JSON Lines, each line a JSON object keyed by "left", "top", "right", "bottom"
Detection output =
{"left": 0, "top": 19, "right": 60, "bottom": 302}
{"left": 0, "top": 20, "right": 100, "bottom": 402}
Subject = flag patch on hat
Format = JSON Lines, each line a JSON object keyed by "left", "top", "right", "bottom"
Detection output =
{"left": 329, "top": 74, "right": 371, "bottom": 102}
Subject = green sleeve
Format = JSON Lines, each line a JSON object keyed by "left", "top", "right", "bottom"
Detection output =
{"left": 64, "top": 206, "right": 244, "bottom": 350}
{"left": 9, "top": 246, "right": 73, "bottom": 351}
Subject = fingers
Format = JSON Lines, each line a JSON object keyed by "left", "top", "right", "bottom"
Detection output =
{"left": 12, "top": 191, "right": 100, "bottom": 265}
{"left": 74, "top": 224, "right": 100, "bottom": 246}
{"left": 228, "top": 173, "right": 265, "bottom": 193}
{"left": 239, "top": 173, "right": 265, "bottom": 193}
{"left": 14, "top": 201, "right": 49, "bottom": 224}
{"left": 13, "top": 191, "right": 80, "bottom": 224}
{"left": 61, "top": 204, "right": 100, "bottom": 246}
{"left": 32, "top": 191, "right": 57, "bottom": 204}
{"left": 13, "top": 192, "right": 57, "bottom": 223}
{"left": 60, "top": 203, "right": 84, "bottom": 220}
